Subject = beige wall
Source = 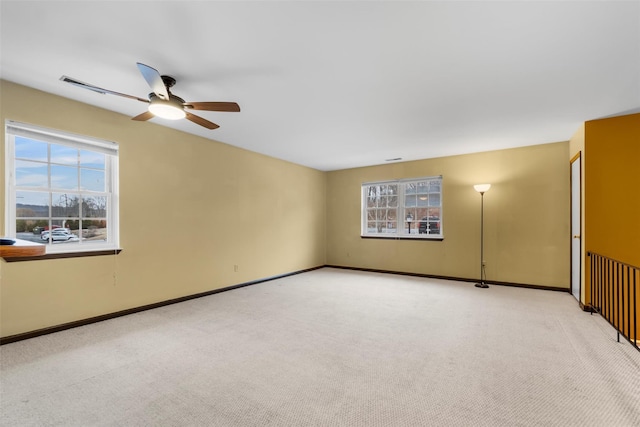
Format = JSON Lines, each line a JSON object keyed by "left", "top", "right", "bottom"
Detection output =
{"left": 326, "top": 142, "right": 570, "bottom": 288}
{"left": 0, "top": 80, "right": 326, "bottom": 337}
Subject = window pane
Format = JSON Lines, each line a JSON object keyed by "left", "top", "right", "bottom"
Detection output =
{"left": 51, "top": 165, "right": 78, "bottom": 190}
{"left": 15, "top": 137, "right": 47, "bottom": 161}
{"left": 428, "top": 193, "right": 441, "bottom": 207}
{"left": 15, "top": 219, "right": 35, "bottom": 234}
{"left": 405, "top": 194, "right": 417, "bottom": 207}
{"left": 14, "top": 218, "right": 47, "bottom": 243}
{"left": 51, "top": 144, "right": 78, "bottom": 165}
{"left": 15, "top": 160, "right": 48, "bottom": 188}
{"left": 65, "top": 219, "right": 80, "bottom": 232}
{"left": 81, "top": 169, "right": 105, "bottom": 192}
{"left": 366, "top": 186, "right": 379, "bottom": 208}
{"left": 80, "top": 150, "right": 105, "bottom": 169}
{"left": 429, "top": 221, "right": 441, "bottom": 234}
{"left": 16, "top": 191, "right": 49, "bottom": 217}
{"left": 415, "top": 208, "right": 428, "bottom": 220}
{"left": 388, "top": 195, "right": 397, "bottom": 207}
{"left": 81, "top": 219, "right": 108, "bottom": 242}
{"left": 386, "top": 209, "right": 396, "bottom": 221}
{"left": 376, "top": 209, "right": 387, "bottom": 221}
{"left": 52, "top": 193, "right": 79, "bottom": 217}
{"left": 82, "top": 196, "right": 107, "bottom": 217}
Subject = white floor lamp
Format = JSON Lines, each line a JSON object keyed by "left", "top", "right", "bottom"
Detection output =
{"left": 474, "top": 184, "right": 491, "bottom": 288}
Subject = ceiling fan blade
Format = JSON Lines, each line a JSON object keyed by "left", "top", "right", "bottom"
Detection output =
{"left": 60, "top": 76, "right": 149, "bottom": 103}
{"left": 185, "top": 102, "right": 241, "bottom": 112}
{"left": 136, "top": 62, "right": 169, "bottom": 100}
{"left": 185, "top": 112, "right": 220, "bottom": 130}
{"left": 131, "top": 111, "right": 155, "bottom": 121}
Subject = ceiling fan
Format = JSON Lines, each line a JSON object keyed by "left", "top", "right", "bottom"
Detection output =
{"left": 60, "top": 63, "right": 240, "bottom": 130}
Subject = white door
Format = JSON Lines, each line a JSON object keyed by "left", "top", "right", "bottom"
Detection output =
{"left": 571, "top": 155, "right": 581, "bottom": 301}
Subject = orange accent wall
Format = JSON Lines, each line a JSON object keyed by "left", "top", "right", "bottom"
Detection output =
{"left": 585, "top": 113, "right": 640, "bottom": 267}
{"left": 585, "top": 112, "right": 639, "bottom": 342}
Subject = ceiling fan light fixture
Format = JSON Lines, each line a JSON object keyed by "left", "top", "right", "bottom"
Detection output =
{"left": 62, "top": 63, "right": 237, "bottom": 129}
{"left": 148, "top": 98, "right": 186, "bottom": 120}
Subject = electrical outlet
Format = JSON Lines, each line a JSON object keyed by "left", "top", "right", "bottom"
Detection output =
{"left": 234, "top": 264, "right": 239, "bottom": 272}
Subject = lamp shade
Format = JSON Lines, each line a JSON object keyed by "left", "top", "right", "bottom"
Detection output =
{"left": 474, "top": 184, "right": 491, "bottom": 193}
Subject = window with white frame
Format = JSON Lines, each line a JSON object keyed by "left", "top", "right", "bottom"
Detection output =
{"left": 5, "top": 121, "right": 119, "bottom": 254}
{"left": 362, "top": 176, "right": 442, "bottom": 239}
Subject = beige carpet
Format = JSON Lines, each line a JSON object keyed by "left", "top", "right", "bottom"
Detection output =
{"left": 1, "top": 268, "right": 639, "bottom": 426}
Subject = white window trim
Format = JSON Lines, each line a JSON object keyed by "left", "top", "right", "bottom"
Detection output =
{"left": 5, "top": 120, "right": 120, "bottom": 254}
{"left": 361, "top": 175, "right": 443, "bottom": 240}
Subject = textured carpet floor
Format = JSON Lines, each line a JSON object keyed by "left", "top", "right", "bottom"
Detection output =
{"left": 1, "top": 268, "right": 639, "bottom": 426}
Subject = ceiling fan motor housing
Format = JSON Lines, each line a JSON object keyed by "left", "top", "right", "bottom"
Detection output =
{"left": 161, "top": 75, "right": 177, "bottom": 89}
{"left": 149, "top": 92, "right": 185, "bottom": 105}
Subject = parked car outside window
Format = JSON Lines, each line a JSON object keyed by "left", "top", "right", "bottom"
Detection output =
{"left": 41, "top": 229, "right": 76, "bottom": 241}
{"left": 418, "top": 216, "right": 440, "bottom": 235}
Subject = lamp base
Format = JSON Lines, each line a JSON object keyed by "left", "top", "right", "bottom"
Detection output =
{"left": 475, "top": 282, "right": 489, "bottom": 289}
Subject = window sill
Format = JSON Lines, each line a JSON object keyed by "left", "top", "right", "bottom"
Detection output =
{"left": 361, "top": 235, "right": 444, "bottom": 241}
{"left": 2, "top": 247, "right": 122, "bottom": 262}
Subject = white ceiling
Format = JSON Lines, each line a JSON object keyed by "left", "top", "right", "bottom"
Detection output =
{"left": 1, "top": 1, "right": 639, "bottom": 171}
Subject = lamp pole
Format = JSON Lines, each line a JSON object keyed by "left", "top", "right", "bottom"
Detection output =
{"left": 474, "top": 184, "right": 491, "bottom": 288}
{"left": 407, "top": 213, "right": 413, "bottom": 235}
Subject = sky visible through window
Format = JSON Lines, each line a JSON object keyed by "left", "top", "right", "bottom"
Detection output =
{"left": 15, "top": 136, "right": 105, "bottom": 205}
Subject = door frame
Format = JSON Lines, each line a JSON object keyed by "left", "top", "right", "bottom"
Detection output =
{"left": 570, "top": 152, "right": 582, "bottom": 302}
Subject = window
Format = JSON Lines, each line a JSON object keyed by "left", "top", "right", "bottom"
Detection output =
{"left": 362, "top": 176, "right": 442, "bottom": 239}
{"left": 5, "top": 121, "right": 119, "bottom": 254}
